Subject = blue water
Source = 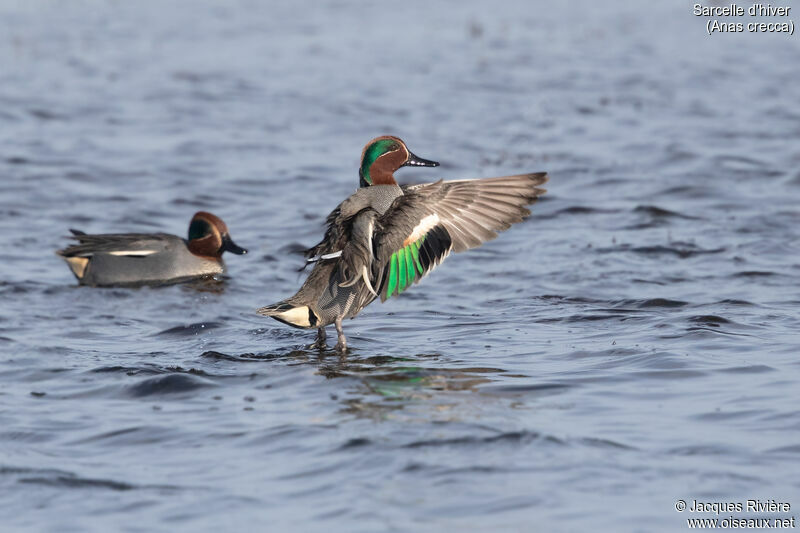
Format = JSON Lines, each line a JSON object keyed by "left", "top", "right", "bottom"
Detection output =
{"left": 1, "top": 1, "right": 799, "bottom": 531}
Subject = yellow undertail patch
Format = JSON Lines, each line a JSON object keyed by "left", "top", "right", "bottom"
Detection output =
{"left": 65, "top": 256, "right": 89, "bottom": 279}
{"left": 272, "top": 306, "right": 312, "bottom": 328}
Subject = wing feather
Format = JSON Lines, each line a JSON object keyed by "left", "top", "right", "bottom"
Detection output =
{"left": 376, "top": 172, "right": 548, "bottom": 299}
{"left": 57, "top": 232, "right": 173, "bottom": 257}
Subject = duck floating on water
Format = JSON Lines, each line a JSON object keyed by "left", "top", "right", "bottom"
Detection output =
{"left": 57, "top": 211, "right": 247, "bottom": 287}
{"left": 258, "top": 136, "right": 548, "bottom": 352}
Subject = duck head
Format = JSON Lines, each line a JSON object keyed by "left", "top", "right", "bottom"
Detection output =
{"left": 186, "top": 211, "right": 248, "bottom": 258}
{"left": 359, "top": 135, "right": 439, "bottom": 187}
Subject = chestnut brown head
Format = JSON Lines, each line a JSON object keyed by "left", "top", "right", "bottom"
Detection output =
{"left": 186, "top": 211, "right": 247, "bottom": 258}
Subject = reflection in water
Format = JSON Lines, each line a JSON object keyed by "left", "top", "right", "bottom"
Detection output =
{"left": 338, "top": 364, "right": 505, "bottom": 423}
{"left": 180, "top": 276, "right": 229, "bottom": 294}
{"left": 319, "top": 354, "right": 504, "bottom": 398}
{"left": 202, "top": 349, "right": 523, "bottom": 423}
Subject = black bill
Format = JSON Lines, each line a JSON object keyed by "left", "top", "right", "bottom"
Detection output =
{"left": 221, "top": 234, "right": 248, "bottom": 255}
{"left": 404, "top": 151, "right": 440, "bottom": 167}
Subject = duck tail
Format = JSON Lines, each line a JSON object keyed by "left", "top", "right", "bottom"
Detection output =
{"left": 257, "top": 301, "right": 319, "bottom": 329}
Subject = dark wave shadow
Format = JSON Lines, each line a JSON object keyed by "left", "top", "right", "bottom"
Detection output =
{"left": 2, "top": 465, "right": 182, "bottom": 492}
{"left": 126, "top": 373, "right": 217, "bottom": 397}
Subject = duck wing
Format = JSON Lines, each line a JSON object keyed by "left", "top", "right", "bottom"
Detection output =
{"left": 57, "top": 232, "right": 175, "bottom": 258}
{"left": 303, "top": 190, "right": 380, "bottom": 261}
{"left": 375, "top": 172, "right": 548, "bottom": 301}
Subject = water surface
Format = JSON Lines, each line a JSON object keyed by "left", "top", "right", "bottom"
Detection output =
{"left": 1, "top": 1, "right": 799, "bottom": 531}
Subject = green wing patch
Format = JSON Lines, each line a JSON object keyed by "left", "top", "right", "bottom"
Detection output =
{"left": 382, "top": 226, "right": 453, "bottom": 300}
{"left": 387, "top": 238, "right": 421, "bottom": 297}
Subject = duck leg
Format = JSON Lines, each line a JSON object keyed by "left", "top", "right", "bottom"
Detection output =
{"left": 334, "top": 317, "right": 347, "bottom": 353}
{"left": 310, "top": 326, "right": 327, "bottom": 349}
